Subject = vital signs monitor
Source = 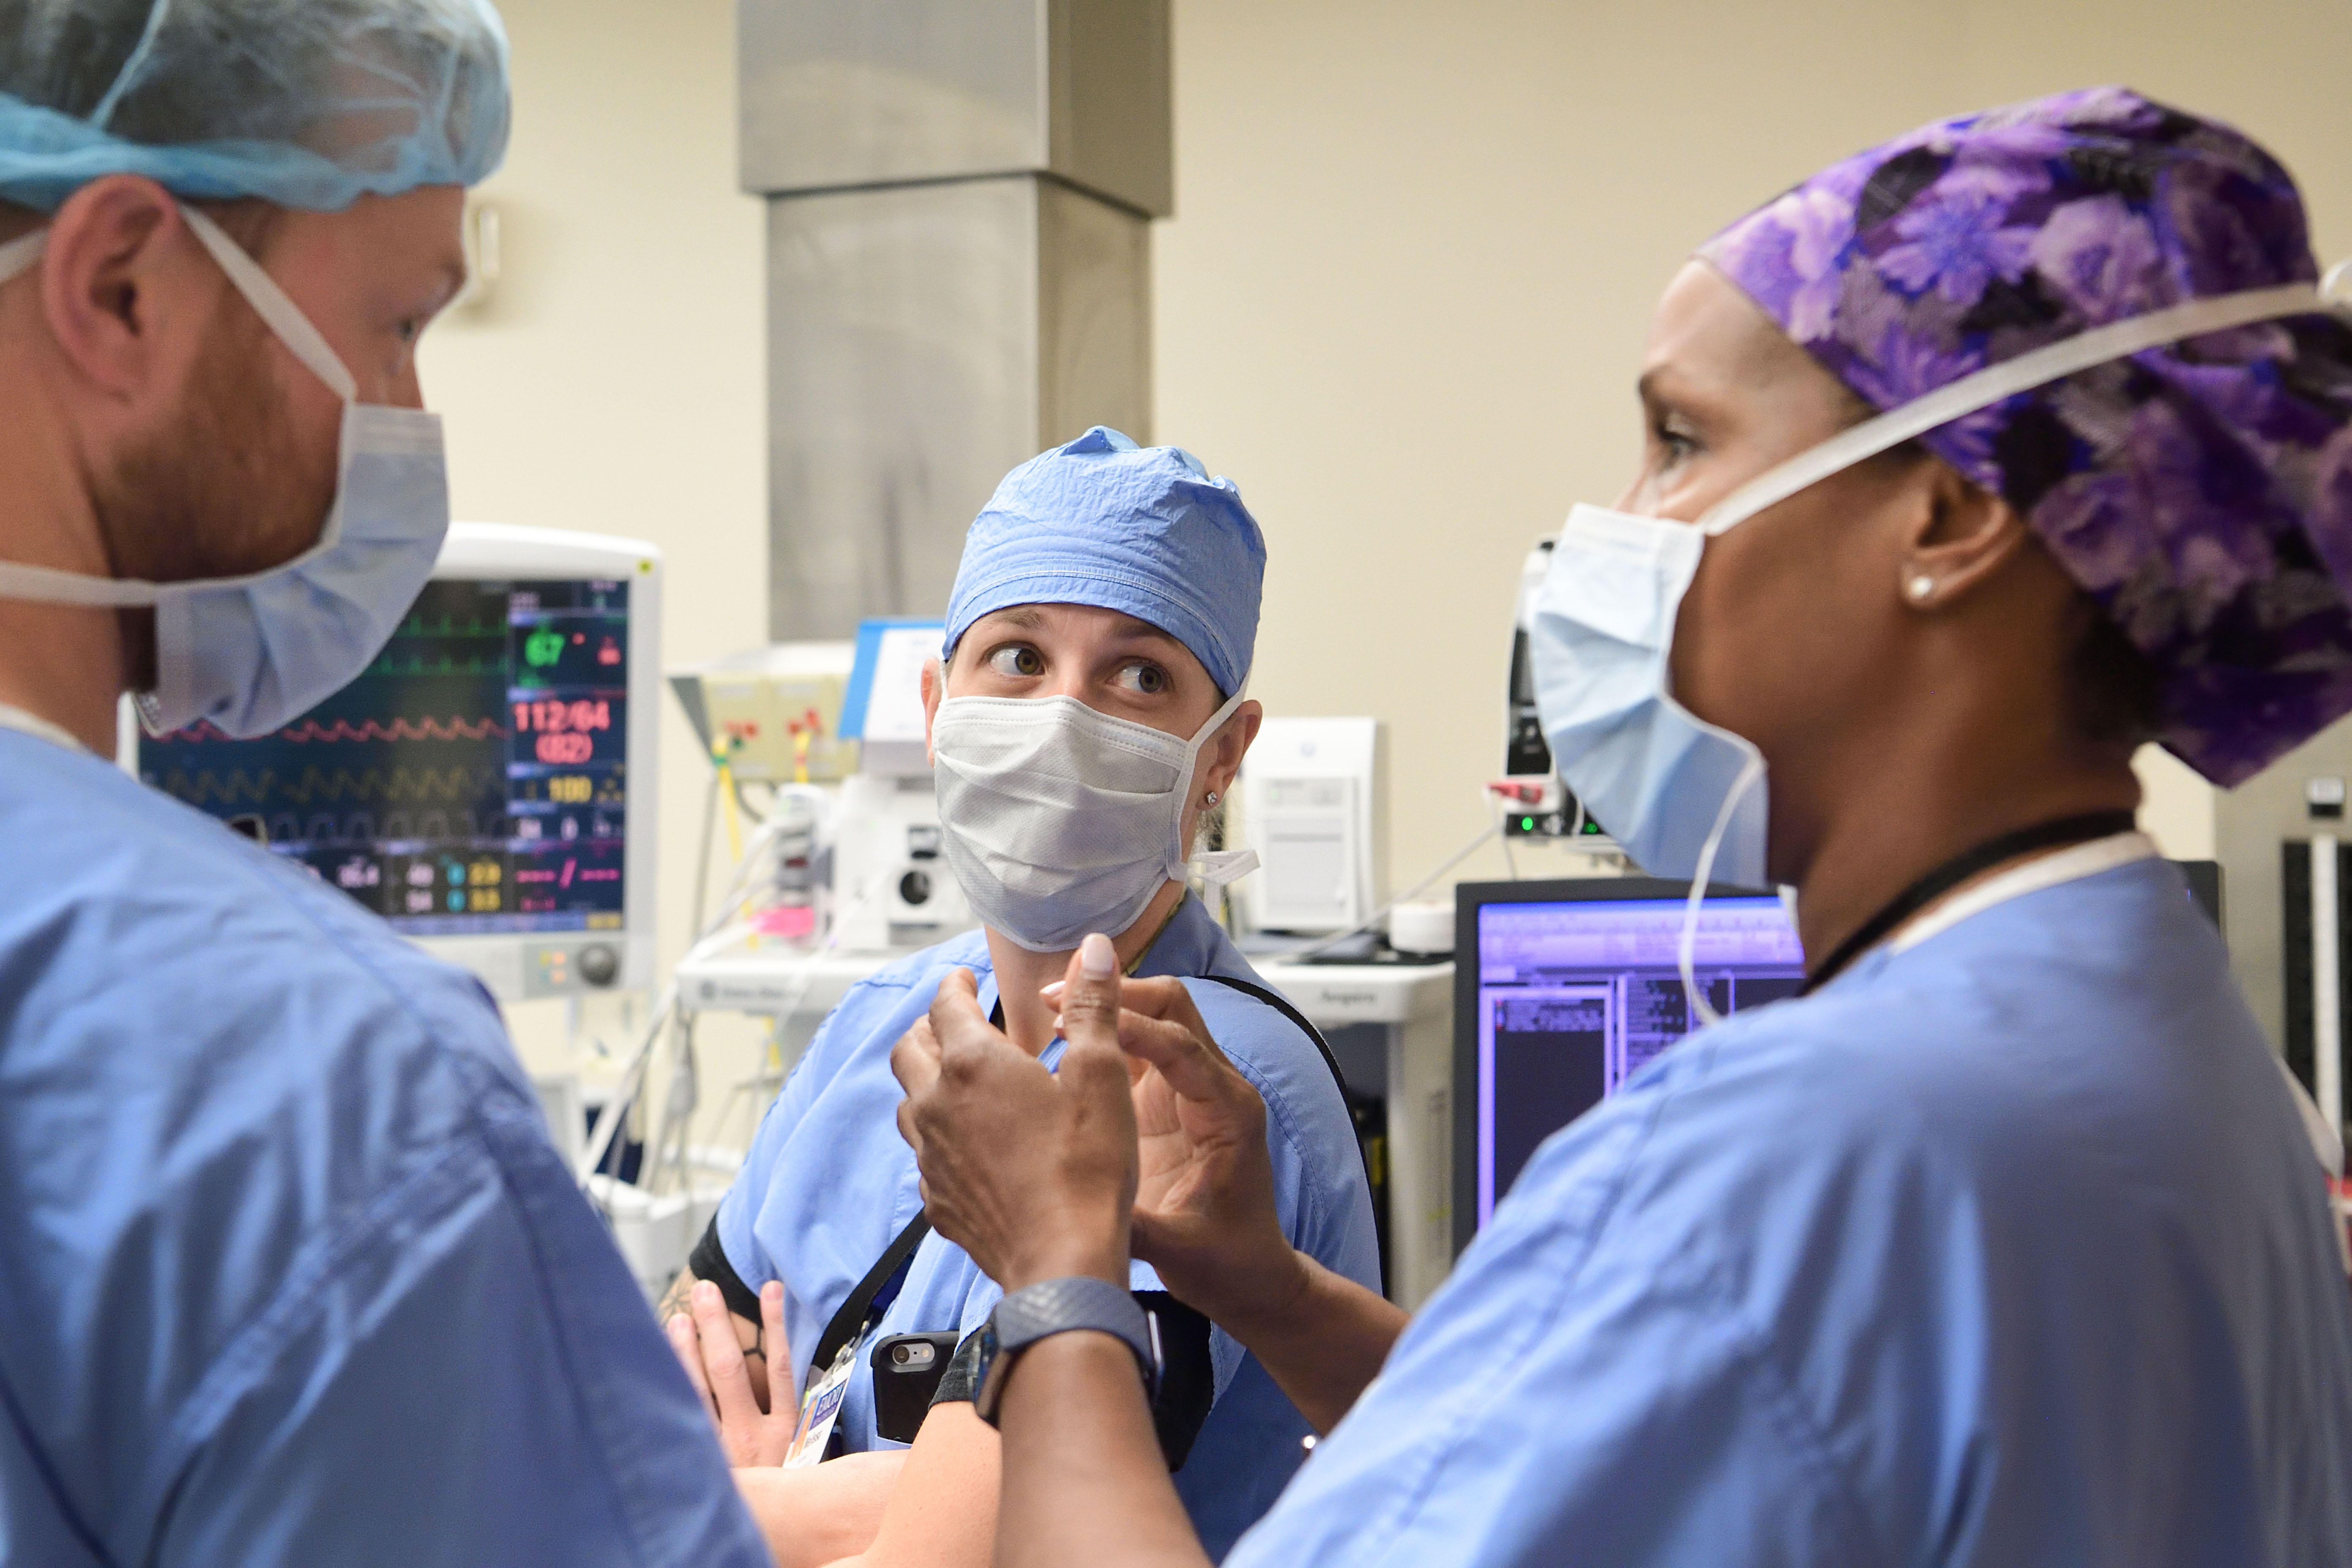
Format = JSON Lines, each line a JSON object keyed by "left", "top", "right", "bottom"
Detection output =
{"left": 125, "top": 523, "right": 663, "bottom": 1001}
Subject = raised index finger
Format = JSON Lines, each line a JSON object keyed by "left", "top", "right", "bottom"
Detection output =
{"left": 926, "top": 966, "right": 1008, "bottom": 1057}
{"left": 1120, "top": 974, "right": 1219, "bottom": 1043}
{"left": 888, "top": 1011, "right": 942, "bottom": 1099}
{"left": 1119, "top": 1010, "right": 1246, "bottom": 1106}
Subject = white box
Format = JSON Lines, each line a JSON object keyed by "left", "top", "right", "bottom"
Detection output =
{"left": 1239, "top": 717, "right": 1386, "bottom": 934}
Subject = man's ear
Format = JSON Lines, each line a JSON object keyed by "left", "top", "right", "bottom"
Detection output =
{"left": 38, "top": 175, "right": 206, "bottom": 399}
{"left": 921, "top": 656, "right": 944, "bottom": 767}
{"left": 1894, "top": 463, "right": 2030, "bottom": 614}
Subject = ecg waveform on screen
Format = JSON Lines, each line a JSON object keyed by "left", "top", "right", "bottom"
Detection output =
{"left": 164, "top": 716, "right": 507, "bottom": 744}
{"left": 365, "top": 651, "right": 506, "bottom": 678}
{"left": 394, "top": 610, "right": 507, "bottom": 639}
{"left": 158, "top": 765, "right": 503, "bottom": 807}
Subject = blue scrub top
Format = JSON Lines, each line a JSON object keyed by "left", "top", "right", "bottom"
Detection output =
{"left": 719, "top": 893, "right": 1381, "bottom": 1561}
{"left": 0, "top": 731, "right": 768, "bottom": 1567}
{"left": 1228, "top": 856, "right": 2352, "bottom": 1565}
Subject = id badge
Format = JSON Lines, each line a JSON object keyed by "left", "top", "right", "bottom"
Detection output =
{"left": 782, "top": 1339, "right": 858, "bottom": 1468}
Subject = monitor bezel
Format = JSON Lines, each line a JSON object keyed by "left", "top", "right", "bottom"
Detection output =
{"left": 118, "top": 521, "right": 663, "bottom": 1001}
{"left": 1451, "top": 875, "right": 1776, "bottom": 1259}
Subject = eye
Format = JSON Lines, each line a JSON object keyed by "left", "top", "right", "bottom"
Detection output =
{"left": 987, "top": 644, "right": 1045, "bottom": 678}
{"left": 1650, "top": 414, "right": 1701, "bottom": 467}
{"left": 1113, "top": 660, "right": 1169, "bottom": 696}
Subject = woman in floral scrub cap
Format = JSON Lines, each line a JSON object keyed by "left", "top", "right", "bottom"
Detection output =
{"left": 885, "top": 88, "right": 2352, "bottom": 1568}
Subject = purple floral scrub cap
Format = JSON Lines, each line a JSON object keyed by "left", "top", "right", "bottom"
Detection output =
{"left": 1701, "top": 85, "right": 2352, "bottom": 787}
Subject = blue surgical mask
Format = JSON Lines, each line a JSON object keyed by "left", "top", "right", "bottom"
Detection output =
{"left": 0, "top": 205, "right": 449, "bottom": 738}
{"left": 1530, "top": 503, "right": 1770, "bottom": 891}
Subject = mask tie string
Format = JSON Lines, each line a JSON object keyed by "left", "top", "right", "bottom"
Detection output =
{"left": 0, "top": 229, "right": 45, "bottom": 285}
{"left": 1678, "top": 750, "right": 1765, "bottom": 1030}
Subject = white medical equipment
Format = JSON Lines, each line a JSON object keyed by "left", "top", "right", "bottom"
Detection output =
{"left": 670, "top": 619, "right": 974, "bottom": 960}
{"left": 1235, "top": 716, "right": 1387, "bottom": 936}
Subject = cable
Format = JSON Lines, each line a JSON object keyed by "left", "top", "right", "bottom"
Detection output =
{"left": 1494, "top": 791, "right": 1520, "bottom": 880}
{"left": 577, "top": 825, "right": 879, "bottom": 1197}
{"left": 1289, "top": 817, "right": 1502, "bottom": 961}
{"left": 577, "top": 813, "right": 791, "bottom": 1191}
{"left": 720, "top": 761, "right": 745, "bottom": 864}
{"left": 690, "top": 762, "right": 720, "bottom": 939}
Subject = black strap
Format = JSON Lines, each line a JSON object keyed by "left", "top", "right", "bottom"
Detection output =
{"left": 811, "top": 1211, "right": 933, "bottom": 1383}
{"left": 688, "top": 1216, "right": 765, "bottom": 1325}
{"left": 1799, "top": 809, "right": 2137, "bottom": 995}
{"left": 1195, "top": 974, "right": 1350, "bottom": 1103}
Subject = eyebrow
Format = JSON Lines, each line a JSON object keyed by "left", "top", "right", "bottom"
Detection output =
{"left": 1636, "top": 365, "right": 1688, "bottom": 410}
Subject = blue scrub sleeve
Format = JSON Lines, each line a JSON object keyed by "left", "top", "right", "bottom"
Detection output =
{"left": 145, "top": 1081, "right": 766, "bottom": 1567}
{"left": 716, "top": 975, "right": 885, "bottom": 1285}
{"left": 1224, "top": 1073, "right": 1865, "bottom": 1568}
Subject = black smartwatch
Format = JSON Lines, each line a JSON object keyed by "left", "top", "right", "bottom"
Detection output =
{"left": 972, "top": 1277, "right": 1161, "bottom": 1428}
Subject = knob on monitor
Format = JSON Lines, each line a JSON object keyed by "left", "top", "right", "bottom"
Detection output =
{"left": 577, "top": 943, "right": 620, "bottom": 987}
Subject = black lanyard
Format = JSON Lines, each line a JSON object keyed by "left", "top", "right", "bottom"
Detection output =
{"left": 1798, "top": 810, "right": 2137, "bottom": 996}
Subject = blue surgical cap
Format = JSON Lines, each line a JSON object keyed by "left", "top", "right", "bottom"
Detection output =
{"left": 944, "top": 427, "right": 1266, "bottom": 697}
{"left": 0, "top": 0, "right": 510, "bottom": 212}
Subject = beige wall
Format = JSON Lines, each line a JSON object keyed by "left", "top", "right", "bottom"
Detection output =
{"left": 423, "top": 0, "right": 2352, "bottom": 1037}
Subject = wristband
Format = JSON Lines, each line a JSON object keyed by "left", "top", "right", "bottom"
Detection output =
{"left": 972, "top": 1277, "right": 1160, "bottom": 1428}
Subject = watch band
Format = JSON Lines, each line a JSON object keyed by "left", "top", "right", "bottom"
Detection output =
{"left": 974, "top": 1277, "right": 1159, "bottom": 1428}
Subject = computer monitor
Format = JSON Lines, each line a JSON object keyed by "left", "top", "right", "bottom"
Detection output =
{"left": 1452, "top": 877, "right": 1804, "bottom": 1255}
{"left": 121, "top": 523, "right": 662, "bottom": 1001}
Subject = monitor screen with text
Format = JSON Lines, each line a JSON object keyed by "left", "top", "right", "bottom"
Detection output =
{"left": 1468, "top": 891, "right": 1804, "bottom": 1228}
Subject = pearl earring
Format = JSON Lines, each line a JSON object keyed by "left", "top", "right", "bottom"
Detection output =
{"left": 1906, "top": 574, "right": 1936, "bottom": 603}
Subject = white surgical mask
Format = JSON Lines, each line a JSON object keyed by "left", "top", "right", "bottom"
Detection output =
{"left": 0, "top": 204, "right": 449, "bottom": 738}
{"left": 932, "top": 688, "right": 1257, "bottom": 953}
{"left": 1533, "top": 277, "right": 2343, "bottom": 1024}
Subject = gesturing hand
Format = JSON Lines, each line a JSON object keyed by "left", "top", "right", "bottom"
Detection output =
{"left": 666, "top": 1278, "right": 800, "bottom": 1467}
{"left": 892, "top": 937, "right": 1136, "bottom": 1293}
{"left": 1111, "top": 978, "right": 1308, "bottom": 1334}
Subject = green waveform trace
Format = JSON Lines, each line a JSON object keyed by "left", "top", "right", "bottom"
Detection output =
{"left": 365, "top": 651, "right": 506, "bottom": 678}
{"left": 391, "top": 611, "right": 508, "bottom": 640}
{"left": 160, "top": 765, "right": 502, "bottom": 808}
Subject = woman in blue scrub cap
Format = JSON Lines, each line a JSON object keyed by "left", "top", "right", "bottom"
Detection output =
{"left": 893, "top": 91, "right": 2352, "bottom": 1568}
{"left": 663, "top": 427, "right": 1381, "bottom": 1568}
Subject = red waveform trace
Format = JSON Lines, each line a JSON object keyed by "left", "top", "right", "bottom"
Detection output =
{"left": 165, "top": 716, "right": 507, "bottom": 743}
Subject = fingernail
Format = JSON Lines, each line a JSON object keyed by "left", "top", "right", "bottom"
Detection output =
{"left": 1080, "top": 933, "right": 1116, "bottom": 977}
{"left": 1040, "top": 980, "right": 1066, "bottom": 999}
{"left": 694, "top": 1279, "right": 718, "bottom": 1306}
{"left": 763, "top": 1279, "right": 783, "bottom": 1302}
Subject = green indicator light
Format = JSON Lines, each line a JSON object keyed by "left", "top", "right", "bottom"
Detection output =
{"left": 1520, "top": 816, "right": 1535, "bottom": 831}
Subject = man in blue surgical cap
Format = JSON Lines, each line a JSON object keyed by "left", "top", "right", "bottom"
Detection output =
{"left": 0, "top": 4, "right": 767, "bottom": 1563}
{"left": 662, "top": 428, "right": 1380, "bottom": 1566}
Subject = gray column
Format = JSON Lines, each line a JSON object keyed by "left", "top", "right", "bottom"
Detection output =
{"left": 740, "top": 0, "right": 1171, "bottom": 640}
